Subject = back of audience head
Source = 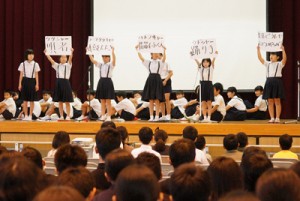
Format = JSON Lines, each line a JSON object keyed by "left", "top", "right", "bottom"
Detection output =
{"left": 52, "top": 131, "right": 70, "bottom": 149}
{"left": 54, "top": 144, "right": 87, "bottom": 174}
{"left": 138, "top": 127, "right": 153, "bottom": 145}
{"left": 136, "top": 152, "right": 162, "bottom": 180}
{"left": 242, "top": 146, "right": 268, "bottom": 161}
{"left": 169, "top": 139, "right": 196, "bottom": 168}
{"left": 219, "top": 190, "right": 260, "bottom": 201}
{"left": 101, "top": 121, "right": 116, "bottom": 129}
{"left": 0, "top": 145, "right": 7, "bottom": 156}
{"left": 290, "top": 161, "right": 300, "bottom": 178}
{"left": 195, "top": 135, "right": 206, "bottom": 150}
{"left": 33, "top": 186, "right": 85, "bottom": 201}
{"left": 105, "top": 149, "right": 134, "bottom": 182}
{"left": 237, "top": 132, "right": 248, "bottom": 149}
{"left": 223, "top": 134, "right": 238, "bottom": 151}
{"left": 116, "top": 126, "right": 129, "bottom": 145}
{"left": 256, "top": 169, "right": 300, "bottom": 201}
{"left": 170, "top": 163, "right": 211, "bottom": 201}
{"left": 207, "top": 157, "right": 243, "bottom": 201}
{"left": 21, "top": 146, "right": 44, "bottom": 169}
{"left": 182, "top": 126, "right": 198, "bottom": 142}
{"left": 113, "top": 164, "right": 161, "bottom": 201}
{"left": 153, "top": 129, "right": 168, "bottom": 153}
{"left": 279, "top": 134, "right": 293, "bottom": 150}
{"left": 57, "top": 166, "right": 96, "bottom": 200}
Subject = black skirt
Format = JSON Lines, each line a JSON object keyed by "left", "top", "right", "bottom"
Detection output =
{"left": 142, "top": 74, "right": 165, "bottom": 102}
{"left": 162, "top": 79, "right": 172, "bottom": 94}
{"left": 20, "top": 78, "right": 38, "bottom": 101}
{"left": 96, "top": 78, "right": 115, "bottom": 99}
{"left": 200, "top": 81, "right": 214, "bottom": 101}
{"left": 53, "top": 79, "right": 74, "bottom": 102}
{"left": 263, "top": 77, "right": 285, "bottom": 99}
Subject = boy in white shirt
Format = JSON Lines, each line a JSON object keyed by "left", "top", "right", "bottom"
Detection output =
{"left": 39, "top": 90, "right": 52, "bottom": 116}
{"left": 112, "top": 91, "right": 136, "bottom": 121}
{"left": 76, "top": 90, "right": 101, "bottom": 121}
{"left": 171, "top": 91, "right": 188, "bottom": 119}
{"left": 0, "top": 91, "right": 16, "bottom": 120}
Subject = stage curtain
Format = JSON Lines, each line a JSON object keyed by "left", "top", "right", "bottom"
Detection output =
{"left": 0, "top": 0, "right": 91, "bottom": 100}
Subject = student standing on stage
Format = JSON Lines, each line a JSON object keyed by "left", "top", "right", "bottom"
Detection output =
{"left": 257, "top": 45, "right": 287, "bottom": 123}
{"left": 87, "top": 47, "right": 116, "bottom": 122}
{"left": 246, "top": 85, "right": 268, "bottom": 120}
{"left": 135, "top": 45, "right": 166, "bottom": 121}
{"left": 18, "top": 49, "right": 40, "bottom": 121}
{"left": 44, "top": 48, "right": 74, "bottom": 120}
{"left": 158, "top": 53, "right": 173, "bottom": 121}
{"left": 194, "top": 51, "right": 218, "bottom": 122}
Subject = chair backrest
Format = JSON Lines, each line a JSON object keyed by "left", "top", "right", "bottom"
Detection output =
{"left": 86, "top": 162, "right": 98, "bottom": 168}
{"left": 44, "top": 161, "right": 56, "bottom": 168}
{"left": 270, "top": 158, "right": 298, "bottom": 168}
{"left": 196, "top": 163, "right": 210, "bottom": 170}
{"left": 44, "top": 167, "right": 57, "bottom": 176}
{"left": 161, "top": 163, "right": 174, "bottom": 177}
{"left": 88, "top": 158, "right": 99, "bottom": 164}
{"left": 161, "top": 156, "right": 170, "bottom": 163}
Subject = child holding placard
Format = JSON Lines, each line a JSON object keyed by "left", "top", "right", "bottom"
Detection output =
{"left": 257, "top": 45, "right": 287, "bottom": 123}
{"left": 194, "top": 52, "right": 218, "bottom": 122}
{"left": 44, "top": 48, "right": 74, "bottom": 120}
{"left": 87, "top": 47, "right": 116, "bottom": 122}
{"left": 18, "top": 49, "right": 40, "bottom": 121}
{"left": 135, "top": 45, "right": 166, "bottom": 121}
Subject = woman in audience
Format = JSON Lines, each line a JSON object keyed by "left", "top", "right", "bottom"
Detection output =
{"left": 33, "top": 186, "right": 85, "bottom": 201}
{"left": 152, "top": 129, "right": 169, "bottom": 155}
{"left": 47, "top": 131, "right": 70, "bottom": 157}
{"left": 117, "top": 126, "right": 134, "bottom": 153}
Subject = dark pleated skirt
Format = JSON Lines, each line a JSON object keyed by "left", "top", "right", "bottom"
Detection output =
{"left": 200, "top": 81, "right": 214, "bottom": 101}
{"left": 162, "top": 79, "right": 172, "bottom": 94}
{"left": 53, "top": 79, "right": 74, "bottom": 102}
{"left": 263, "top": 77, "right": 285, "bottom": 99}
{"left": 142, "top": 74, "right": 165, "bottom": 102}
{"left": 20, "top": 78, "right": 38, "bottom": 101}
{"left": 96, "top": 78, "right": 115, "bottom": 99}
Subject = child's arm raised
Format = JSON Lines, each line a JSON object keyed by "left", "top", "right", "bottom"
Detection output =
{"left": 281, "top": 45, "right": 287, "bottom": 66}
{"left": 135, "top": 44, "right": 145, "bottom": 62}
{"left": 111, "top": 47, "right": 116, "bottom": 66}
{"left": 68, "top": 48, "right": 74, "bottom": 64}
{"left": 44, "top": 49, "right": 56, "bottom": 65}
{"left": 257, "top": 45, "right": 265, "bottom": 64}
{"left": 162, "top": 45, "right": 167, "bottom": 63}
{"left": 194, "top": 59, "right": 201, "bottom": 68}
{"left": 211, "top": 51, "right": 218, "bottom": 67}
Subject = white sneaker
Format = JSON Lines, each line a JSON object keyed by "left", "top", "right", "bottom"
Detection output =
{"left": 100, "top": 115, "right": 106, "bottom": 121}
{"left": 105, "top": 116, "right": 111, "bottom": 122}
{"left": 65, "top": 116, "right": 71, "bottom": 121}
{"left": 58, "top": 116, "right": 64, "bottom": 121}
{"left": 165, "top": 115, "right": 171, "bottom": 121}
{"left": 22, "top": 116, "right": 31, "bottom": 121}
{"left": 192, "top": 114, "right": 200, "bottom": 122}
{"left": 268, "top": 118, "right": 275, "bottom": 123}
{"left": 153, "top": 116, "right": 159, "bottom": 122}
{"left": 159, "top": 116, "right": 166, "bottom": 121}
{"left": 40, "top": 115, "right": 51, "bottom": 121}
{"left": 275, "top": 118, "right": 280, "bottom": 123}
{"left": 148, "top": 117, "right": 154, "bottom": 122}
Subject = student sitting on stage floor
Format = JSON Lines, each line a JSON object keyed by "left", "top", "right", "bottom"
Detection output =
{"left": 18, "top": 101, "right": 41, "bottom": 120}
{"left": 72, "top": 90, "right": 82, "bottom": 119}
{"left": 111, "top": 91, "right": 136, "bottom": 121}
{"left": 0, "top": 90, "right": 16, "bottom": 120}
{"left": 273, "top": 134, "right": 298, "bottom": 160}
{"left": 130, "top": 91, "right": 143, "bottom": 108}
{"left": 47, "top": 131, "right": 70, "bottom": 157}
{"left": 12, "top": 91, "right": 23, "bottom": 118}
{"left": 130, "top": 91, "right": 150, "bottom": 120}
{"left": 39, "top": 102, "right": 75, "bottom": 121}
{"left": 184, "top": 85, "right": 200, "bottom": 117}
{"left": 224, "top": 87, "right": 247, "bottom": 121}
{"left": 170, "top": 91, "right": 188, "bottom": 119}
{"left": 39, "top": 90, "right": 52, "bottom": 117}
{"left": 246, "top": 85, "right": 268, "bottom": 120}
{"left": 76, "top": 90, "right": 101, "bottom": 121}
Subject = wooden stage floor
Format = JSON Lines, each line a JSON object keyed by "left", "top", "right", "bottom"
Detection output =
{"left": 0, "top": 120, "right": 299, "bottom": 137}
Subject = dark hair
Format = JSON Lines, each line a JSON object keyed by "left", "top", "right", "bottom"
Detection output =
{"left": 153, "top": 129, "right": 168, "bottom": 153}
{"left": 290, "top": 161, "right": 300, "bottom": 178}
{"left": 176, "top": 90, "right": 184, "bottom": 95}
{"left": 136, "top": 152, "right": 162, "bottom": 180}
{"left": 72, "top": 90, "right": 78, "bottom": 97}
{"left": 100, "top": 121, "right": 116, "bottom": 129}
{"left": 11, "top": 91, "right": 19, "bottom": 97}
{"left": 105, "top": 149, "right": 134, "bottom": 181}
{"left": 182, "top": 126, "right": 198, "bottom": 141}
{"left": 240, "top": 153, "right": 273, "bottom": 192}
{"left": 138, "top": 127, "right": 153, "bottom": 144}
{"left": 42, "top": 90, "right": 52, "bottom": 96}
{"left": 169, "top": 139, "right": 196, "bottom": 168}
{"left": 256, "top": 169, "right": 300, "bottom": 201}
{"left": 269, "top": 51, "right": 282, "bottom": 61}
{"left": 33, "top": 186, "right": 85, "bottom": 201}
{"left": 54, "top": 144, "right": 87, "bottom": 173}
{"left": 213, "top": 82, "right": 224, "bottom": 94}
{"left": 201, "top": 58, "right": 212, "bottom": 67}
{"left": 223, "top": 134, "right": 238, "bottom": 151}
{"left": 117, "top": 126, "right": 129, "bottom": 144}
{"left": 195, "top": 135, "right": 206, "bottom": 150}
{"left": 21, "top": 146, "right": 43, "bottom": 169}
{"left": 24, "top": 49, "right": 34, "bottom": 60}
{"left": 170, "top": 163, "right": 211, "bottom": 201}
{"left": 254, "top": 85, "right": 264, "bottom": 92}
{"left": 242, "top": 146, "right": 268, "bottom": 161}
{"left": 116, "top": 91, "right": 127, "bottom": 98}
{"left": 95, "top": 127, "right": 121, "bottom": 159}
{"left": 57, "top": 167, "right": 95, "bottom": 198}
{"left": 237, "top": 132, "right": 248, "bottom": 148}
{"left": 52, "top": 131, "right": 70, "bottom": 149}
{"left": 227, "top": 86, "right": 238, "bottom": 95}
{"left": 279, "top": 134, "right": 293, "bottom": 150}
{"left": 86, "top": 89, "right": 96, "bottom": 96}
{"left": 0, "top": 157, "right": 44, "bottom": 201}
{"left": 0, "top": 145, "right": 7, "bottom": 156}
{"left": 115, "top": 164, "right": 159, "bottom": 201}
{"left": 207, "top": 157, "right": 243, "bottom": 201}
{"left": 133, "top": 91, "right": 142, "bottom": 96}
{"left": 3, "top": 90, "right": 12, "bottom": 96}
{"left": 219, "top": 190, "right": 260, "bottom": 201}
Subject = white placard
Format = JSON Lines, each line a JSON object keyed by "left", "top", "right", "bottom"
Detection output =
{"left": 45, "top": 36, "right": 72, "bottom": 55}
{"left": 258, "top": 32, "right": 283, "bottom": 52}
{"left": 138, "top": 34, "right": 165, "bottom": 53}
{"left": 86, "top": 36, "right": 114, "bottom": 55}
{"left": 190, "top": 39, "right": 217, "bottom": 59}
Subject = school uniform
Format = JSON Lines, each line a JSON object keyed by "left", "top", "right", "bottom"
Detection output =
{"left": 18, "top": 61, "right": 40, "bottom": 101}
{"left": 246, "top": 95, "right": 267, "bottom": 120}
{"left": 185, "top": 100, "right": 199, "bottom": 117}
{"left": 211, "top": 94, "right": 226, "bottom": 122}
{"left": 199, "top": 66, "right": 214, "bottom": 101}
{"left": 114, "top": 98, "right": 136, "bottom": 121}
{"left": 1, "top": 97, "right": 16, "bottom": 120}
{"left": 263, "top": 61, "right": 285, "bottom": 99}
{"left": 95, "top": 62, "right": 115, "bottom": 99}
{"left": 26, "top": 102, "right": 41, "bottom": 120}
{"left": 142, "top": 60, "right": 165, "bottom": 102}
{"left": 39, "top": 97, "right": 53, "bottom": 117}
{"left": 224, "top": 96, "right": 247, "bottom": 121}
{"left": 52, "top": 63, "right": 74, "bottom": 102}
{"left": 171, "top": 97, "right": 188, "bottom": 119}
{"left": 53, "top": 102, "right": 74, "bottom": 119}
{"left": 72, "top": 97, "right": 82, "bottom": 118}
{"left": 136, "top": 102, "right": 150, "bottom": 120}
{"left": 161, "top": 62, "right": 172, "bottom": 94}
{"left": 87, "top": 98, "right": 101, "bottom": 120}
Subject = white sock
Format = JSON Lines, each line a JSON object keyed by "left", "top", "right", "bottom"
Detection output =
{"left": 207, "top": 116, "right": 211, "bottom": 121}
{"left": 150, "top": 115, "right": 154, "bottom": 120}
